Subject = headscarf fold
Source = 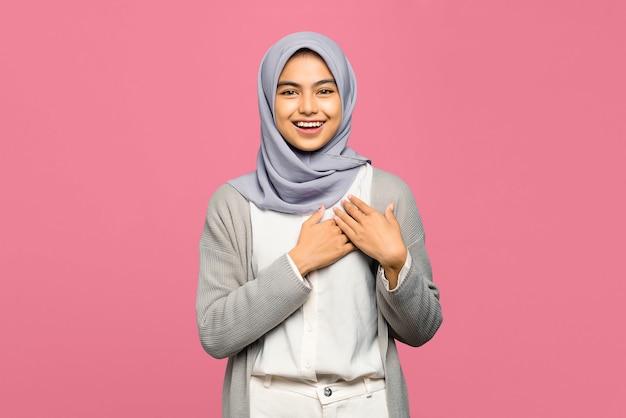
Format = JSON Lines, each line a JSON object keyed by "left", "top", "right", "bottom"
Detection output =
{"left": 229, "top": 32, "right": 369, "bottom": 214}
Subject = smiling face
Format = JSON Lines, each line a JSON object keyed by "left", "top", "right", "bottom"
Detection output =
{"left": 274, "top": 52, "right": 342, "bottom": 152}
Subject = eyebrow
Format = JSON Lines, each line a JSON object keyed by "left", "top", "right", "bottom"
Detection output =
{"left": 276, "top": 78, "right": 337, "bottom": 88}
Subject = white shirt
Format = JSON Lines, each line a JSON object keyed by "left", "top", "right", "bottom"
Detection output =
{"left": 250, "top": 164, "right": 411, "bottom": 383}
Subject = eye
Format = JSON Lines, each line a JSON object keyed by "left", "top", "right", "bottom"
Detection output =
{"left": 318, "top": 88, "right": 335, "bottom": 95}
{"left": 278, "top": 89, "right": 298, "bottom": 96}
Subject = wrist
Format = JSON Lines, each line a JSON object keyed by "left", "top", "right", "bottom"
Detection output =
{"left": 380, "top": 246, "right": 407, "bottom": 273}
{"left": 382, "top": 266, "right": 400, "bottom": 290}
{"left": 288, "top": 248, "right": 311, "bottom": 277}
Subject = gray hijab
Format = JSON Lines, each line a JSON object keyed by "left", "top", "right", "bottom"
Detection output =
{"left": 228, "top": 31, "right": 369, "bottom": 214}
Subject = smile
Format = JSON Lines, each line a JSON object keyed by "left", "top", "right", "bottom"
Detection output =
{"left": 294, "top": 121, "right": 325, "bottom": 128}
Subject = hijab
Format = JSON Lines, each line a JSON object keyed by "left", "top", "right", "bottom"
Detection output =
{"left": 228, "top": 31, "right": 369, "bottom": 214}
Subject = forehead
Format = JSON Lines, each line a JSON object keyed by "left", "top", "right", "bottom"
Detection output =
{"left": 278, "top": 53, "right": 334, "bottom": 80}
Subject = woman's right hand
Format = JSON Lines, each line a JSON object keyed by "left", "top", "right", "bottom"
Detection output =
{"left": 288, "top": 206, "right": 356, "bottom": 277}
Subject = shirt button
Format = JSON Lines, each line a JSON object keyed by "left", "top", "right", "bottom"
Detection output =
{"left": 305, "top": 361, "right": 311, "bottom": 369}
{"left": 324, "top": 387, "right": 332, "bottom": 397}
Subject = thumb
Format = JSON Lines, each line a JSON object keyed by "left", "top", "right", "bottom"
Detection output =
{"left": 305, "top": 205, "right": 325, "bottom": 225}
{"left": 385, "top": 203, "right": 397, "bottom": 222}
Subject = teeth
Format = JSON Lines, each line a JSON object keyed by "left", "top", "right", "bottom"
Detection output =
{"left": 295, "top": 121, "right": 324, "bottom": 128}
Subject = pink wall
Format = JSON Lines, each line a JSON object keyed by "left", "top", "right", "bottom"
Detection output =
{"left": 1, "top": 1, "right": 624, "bottom": 416}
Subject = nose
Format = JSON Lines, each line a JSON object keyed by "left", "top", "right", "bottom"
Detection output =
{"left": 298, "top": 91, "right": 318, "bottom": 115}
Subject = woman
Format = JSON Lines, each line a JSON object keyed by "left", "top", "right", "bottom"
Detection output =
{"left": 197, "top": 31, "right": 442, "bottom": 418}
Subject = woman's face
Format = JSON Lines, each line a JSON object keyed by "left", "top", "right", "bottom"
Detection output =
{"left": 274, "top": 53, "right": 342, "bottom": 152}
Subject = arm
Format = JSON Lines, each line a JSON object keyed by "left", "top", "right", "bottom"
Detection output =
{"left": 372, "top": 170, "right": 443, "bottom": 347}
{"left": 196, "top": 184, "right": 311, "bottom": 359}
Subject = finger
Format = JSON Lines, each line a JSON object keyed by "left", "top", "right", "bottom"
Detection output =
{"left": 341, "top": 199, "right": 364, "bottom": 222}
{"left": 322, "top": 219, "right": 344, "bottom": 235}
{"left": 384, "top": 202, "right": 397, "bottom": 222}
{"left": 333, "top": 207, "right": 359, "bottom": 230}
{"left": 347, "top": 194, "right": 375, "bottom": 215}
{"left": 343, "top": 241, "right": 357, "bottom": 254}
{"left": 333, "top": 212, "right": 356, "bottom": 239}
{"left": 304, "top": 205, "right": 325, "bottom": 225}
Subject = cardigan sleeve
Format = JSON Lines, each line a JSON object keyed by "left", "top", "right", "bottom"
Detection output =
{"left": 372, "top": 169, "right": 443, "bottom": 347}
{"left": 196, "top": 184, "right": 311, "bottom": 359}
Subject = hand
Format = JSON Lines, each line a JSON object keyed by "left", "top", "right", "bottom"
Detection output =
{"left": 333, "top": 195, "right": 407, "bottom": 288}
{"left": 289, "top": 206, "right": 356, "bottom": 277}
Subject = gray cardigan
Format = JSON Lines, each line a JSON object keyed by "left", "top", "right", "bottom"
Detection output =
{"left": 197, "top": 167, "right": 442, "bottom": 417}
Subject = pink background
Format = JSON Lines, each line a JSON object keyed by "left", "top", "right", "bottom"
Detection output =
{"left": 1, "top": 1, "right": 625, "bottom": 417}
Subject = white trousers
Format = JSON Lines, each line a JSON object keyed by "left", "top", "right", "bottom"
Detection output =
{"left": 250, "top": 375, "right": 388, "bottom": 418}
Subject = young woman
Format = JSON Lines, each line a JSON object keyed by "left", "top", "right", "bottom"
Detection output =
{"left": 197, "top": 31, "right": 442, "bottom": 418}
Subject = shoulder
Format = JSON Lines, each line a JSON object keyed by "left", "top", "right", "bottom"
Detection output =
{"left": 208, "top": 183, "right": 249, "bottom": 212}
{"left": 372, "top": 166, "right": 409, "bottom": 188}
{"left": 371, "top": 167, "right": 415, "bottom": 207}
{"left": 371, "top": 166, "right": 426, "bottom": 242}
{"left": 201, "top": 183, "right": 251, "bottom": 250}
{"left": 205, "top": 183, "right": 250, "bottom": 230}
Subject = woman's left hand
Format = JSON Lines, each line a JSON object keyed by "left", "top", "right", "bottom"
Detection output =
{"left": 333, "top": 195, "right": 407, "bottom": 289}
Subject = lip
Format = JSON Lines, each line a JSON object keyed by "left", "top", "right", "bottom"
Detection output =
{"left": 292, "top": 120, "right": 326, "bottom": 136}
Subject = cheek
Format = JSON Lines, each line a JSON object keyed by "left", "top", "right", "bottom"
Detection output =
{"left": 327, "top": 99, "right": 342, "bottom": 119}
{"left": 274, "top": 106, "right": 290, "bottom": 127}
{"left": 327, "top": 103, "right": 342, "bottom": 129}
{"left": 275, "top": 119, "right": 291, "bottom": 139}
{"left": 275, "top": 101, "right": 296, "bottom": 122}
